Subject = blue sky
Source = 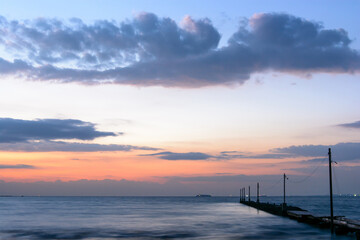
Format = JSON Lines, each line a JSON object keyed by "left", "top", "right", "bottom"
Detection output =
{"left": 0, "top": 0, "right": 359, "bottom": 196}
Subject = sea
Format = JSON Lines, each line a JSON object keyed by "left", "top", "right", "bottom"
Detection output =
{"left": 0, "top": 196, "right": 358, "bottom": 239}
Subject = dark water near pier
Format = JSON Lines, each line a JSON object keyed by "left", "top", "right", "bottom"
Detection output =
{"left": 0, "top": 196, "right": 358, "bottom": 239}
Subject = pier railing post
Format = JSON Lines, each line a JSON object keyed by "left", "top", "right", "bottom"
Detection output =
{"left": 329, "top": 148, "right": 334, "bottom": 234}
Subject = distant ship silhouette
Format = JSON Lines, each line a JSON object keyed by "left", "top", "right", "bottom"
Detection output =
{"left": 195, "top": 194, "right": 212, "bottom": 197}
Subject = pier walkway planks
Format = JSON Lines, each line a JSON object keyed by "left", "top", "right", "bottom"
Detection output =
{"left": 240, "top": 200, "right": 360, "bottom": 239}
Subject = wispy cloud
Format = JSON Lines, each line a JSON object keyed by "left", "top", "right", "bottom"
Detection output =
{"left": 141, "top": 150, "right": 292, "bottom": 161}
{"left": 0, "top": 164, "right": 37, "bottom": 169}
{"left": 0, "top": 12, "right": 358, "bottom": 87}
{"left": 219, "top": 151, "right": 293, "bottom": 159}
{"left": 141, "top": 151, "right": 213, "bottom": 160}
{"left": 140, "top": 141, "right": 360, "bottom": 162}
{"left": 164, "top": 174, "right": 281, "bottom": 182}
{"left": 0, "top": 140, "right": 159, "bottom": 152}
{"left": 337, "top": 120, "right": 360, "bottom": 129}
{"left": 271, "top": 142, "right": 360, "bottom": 162}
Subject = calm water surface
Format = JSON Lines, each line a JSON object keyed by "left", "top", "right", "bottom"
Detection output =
{"left": 0, "top": 196, "right": 358, "bottom": 239}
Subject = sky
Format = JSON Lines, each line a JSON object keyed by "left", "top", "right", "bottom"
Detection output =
{"left": 0, "top": 0, "right": 359, "bottom": 196}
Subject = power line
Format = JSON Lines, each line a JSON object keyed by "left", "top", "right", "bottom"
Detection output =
{"left": 261, "top": 177, "right": 283, "bottom": 191}
{"left": 332, "top": 159, "right": 340, "bottom": 194}
{"left": 288, "top": 154, "right": 327, "bottom": 184}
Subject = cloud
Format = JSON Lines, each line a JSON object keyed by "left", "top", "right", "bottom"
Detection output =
{"left": 298, "top": 157, "right": 327, "bottom": 164}
{"left": 245, "top": 153, "right": 293, "bottom": 159}
{"left": 272, "top": 142, "right": 360, "bottom": 162}
{"left": 0, "top": 118, "right": 159, "bottom": 152}
{"left": 141, "top": 150, "right": 304, "bottom": 161}
{"left": 219, "top": 151, "right": 293, "bottom": 159}
{"left": 0, "top": 118, "right": 118, "bottom": 143}
{"left": 338, "top": 120, "right": 360, "bottom": 129}
{"left": 0, "top": 12, "right": 358, "bottom": 87}
{"left": 141, "top": 141, "right": 360, "bottom": 162}
{"left": 141, "top": 151, "right": 213, "bottom": 160}
{"left": 0, "top": 164, "right": 37, "bottom": 169}
{"left": 0, "top": 140, "right": 159, "bottom": 152}
{"left": 165, "top": 174, "right": 281, "bottom": 182}
{"left": 0, "top": 13, "right": 219, "bottom": 71}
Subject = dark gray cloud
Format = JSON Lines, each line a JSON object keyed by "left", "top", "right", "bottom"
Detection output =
{"left": 338, "top": 120, "right": 360, "bottom": 129}
{"left": 0, "top": 140, "right": 159, "bottom": 152}
{"left": 1, "top": 13, "right": 219, "bottom": 67}
{"left": 0, "top": 118, "right": 117, "bottom": 143}
{"left": 141, "top": 151, "right": 213, "bottom": 160}
{"left": 0, "top": 12, "right": 358, "bottom": 87}
{"left": 0, "top": 58, "right": 30, "bottom": 74}
{"left": 272, "top": 142, "right": 360, "bottom": 162}
{"left": 0, "top": 118, "right": 159, "bottom": 152}
{"left": 0, "top": 164, "right": 36, "bottom": 169}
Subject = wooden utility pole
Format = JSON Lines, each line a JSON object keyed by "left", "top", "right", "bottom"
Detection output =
{"left": 283, "top": 173, "right": 287, "bottom": 207}
{"left": 248, "top": 186, "right": 250, "bottom": 202}
{"left": 329, "top": 148, "right": 334, "bottom": 234}
{"left": 257, "top": 182, "right": 259, "bottom": 203}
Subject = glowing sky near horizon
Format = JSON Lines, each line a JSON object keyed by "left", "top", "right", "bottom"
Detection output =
{"left": 0, "top": 0, "right": 359, "bottom": 195}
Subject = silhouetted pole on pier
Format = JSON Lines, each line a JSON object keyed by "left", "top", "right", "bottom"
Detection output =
{"left": 241, "top": 187, "right": 244, "bottom": 202}
{"left": 329, "top": 148, "right": 334, "bottom": 234}
{"left": 242, "top": 188, "right": 244, "bottom": 202}
{"left": 283, "top": 173, "right": 288, "bottom": 209}
{"left": 241, "top": 188, "right": 242, "bottom": 202}
{"left": 257, "top": 182, "right": 259, "bottom": 203}
{"left": 248, "top": 186, "right": 250, "bottom": 202}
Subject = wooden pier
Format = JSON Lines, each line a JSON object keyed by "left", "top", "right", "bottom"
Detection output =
{"left": 238, "top": 149, "right": 360, "bottom": 238}
{"left": 240, "top": 199, "right": 360, "bottom": 238}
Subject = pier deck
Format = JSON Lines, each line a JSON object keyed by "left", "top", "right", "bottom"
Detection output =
{"left": 240, "top": 200, "right": 360, "bottom": 238}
